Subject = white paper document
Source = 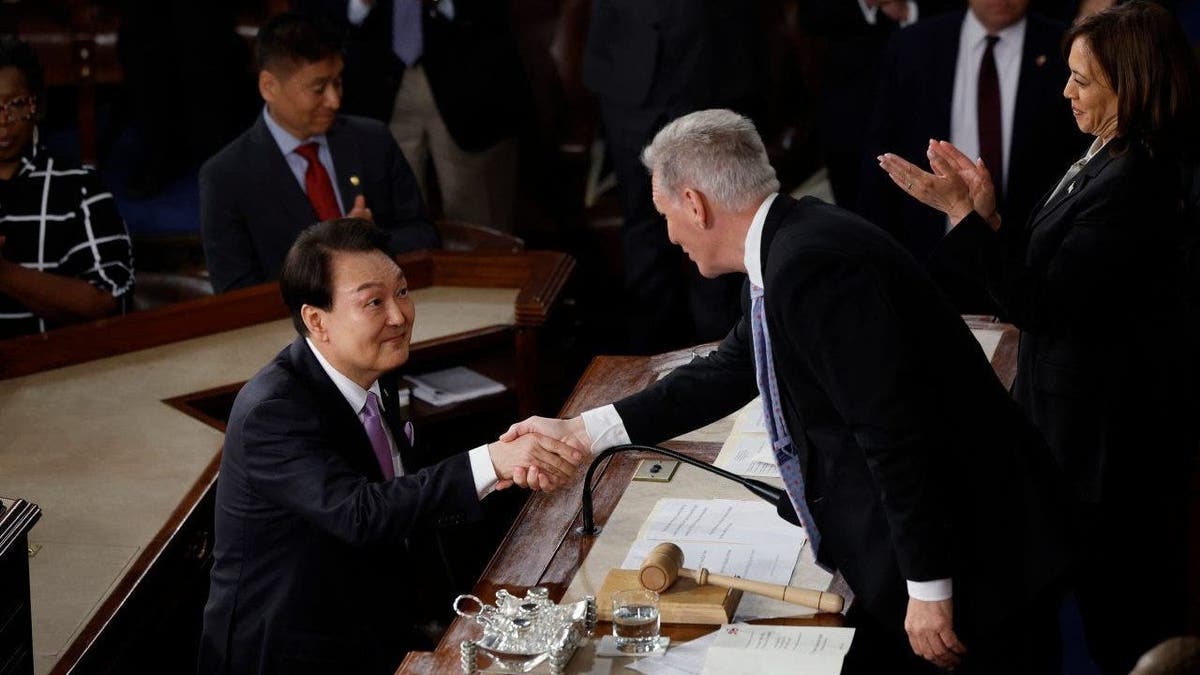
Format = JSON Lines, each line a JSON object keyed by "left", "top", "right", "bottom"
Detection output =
{"left": 714, "top": 401, "right": 781, "bottom": 478}
{"left": 627, "top": 628, "right": 721, "bottom": 675}
{"left": 620, "top": 499, "right": 805, "bottom": 587}
{"left": 701, "top": 624, "right": 856, "bottom": 675}
{"left": 969, "top": 327, "right": 1003, "bottom": 361}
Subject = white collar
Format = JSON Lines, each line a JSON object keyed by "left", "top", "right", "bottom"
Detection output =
{"left": 305, "top": 337, "right": 383, "bottom": 416}
{"left": 743, "top": 193, "right": 779, "bottom": 289}
{"left": 962, "top": 9, "right": 1027, "bottom": 49}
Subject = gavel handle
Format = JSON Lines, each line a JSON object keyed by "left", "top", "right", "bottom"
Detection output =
{"left": 682, "top": 567, "right": 845, "bottom": 613}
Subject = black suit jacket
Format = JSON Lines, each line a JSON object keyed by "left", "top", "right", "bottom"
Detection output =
{"left": 295, "top": 0, "right": 526, "bottom": 152}
{"left": 936, "top": 141, "right": 1192, "bottom": 506}
{"left": 198, "top": 337, "right": 482, "bottom": 675}
{"left": 581, "top": 0, "right": 767, "bottom": 120}
{"left": 614, "top": 195, "right": 1070, "bottom": 639}
{"left": 859, "top": 11, "right": 1083, "bottom": 290}
{"left": 200, "top": 114, "right": 438, "bottom": 293}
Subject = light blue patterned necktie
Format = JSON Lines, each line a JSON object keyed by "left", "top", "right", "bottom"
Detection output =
{"left": 749, "top": 284, "right": 822, "bottom": 556}
{"left": 393, "top": 0, "right": 423, "bottom": 67}
{"left": 361, "top": 392, "right": 396, "bottom": 480}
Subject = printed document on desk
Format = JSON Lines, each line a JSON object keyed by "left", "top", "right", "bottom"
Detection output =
{"left": 619, "top": 499, "right": 805, "bottom": 587}
{"left": 701, "top": 624, "right": 856, "bottom": 675}
{"left": 714, "top": 401, "right": 780, "bottom": 478}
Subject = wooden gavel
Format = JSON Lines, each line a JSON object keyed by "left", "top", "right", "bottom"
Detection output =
{"left": 638, "top": 542, "right": 845, "bottom": 613}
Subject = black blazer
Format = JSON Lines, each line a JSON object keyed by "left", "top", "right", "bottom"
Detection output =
{"left": 198, "top": 337, "right": 482, "bottom": 675}
{"left": 581, "top": 0, "right": 767, "bottom": 117}
{"left": 295, "top": 0, "right": 527, "bottom": 152}
{"left": 936, "top": 141, "right": 1192, "bottom": 506}
{"left": 614, "top": 195, "right": 1070, "bottom": 639}
{"left": 199, "top": 114, "right": 438, "bottom": 293}
{"left": 860, "top": 11, "right": 1082, "bottom": 266}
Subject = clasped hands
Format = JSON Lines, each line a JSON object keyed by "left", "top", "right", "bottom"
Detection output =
{"left": 486, "top": 416, "right": 591, "bottom": 493}
{"left": 878, "top": 139, "right": 1003, "bottom": 231}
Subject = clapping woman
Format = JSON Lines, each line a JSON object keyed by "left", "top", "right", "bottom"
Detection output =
{"left": 877, "top": 3, "right": 1198, "bottom": 672}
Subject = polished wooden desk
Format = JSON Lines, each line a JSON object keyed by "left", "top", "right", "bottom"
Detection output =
{"left": 0, "top": 249, "right": 572, "bottom": 675}
{"left": 398, "top": 320, "right": 1020, "bottom": 673}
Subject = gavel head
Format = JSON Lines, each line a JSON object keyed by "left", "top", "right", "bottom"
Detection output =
{"left": 639, "top": 542, "right": 684, "bottom": 592}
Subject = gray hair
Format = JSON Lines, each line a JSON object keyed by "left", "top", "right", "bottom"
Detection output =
{"left": 641, "top": 109, "right": 779, "bottom": 211}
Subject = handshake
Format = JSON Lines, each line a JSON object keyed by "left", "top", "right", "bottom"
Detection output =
{"left": 485, "top": 415, "right": 594, "bottom": 492}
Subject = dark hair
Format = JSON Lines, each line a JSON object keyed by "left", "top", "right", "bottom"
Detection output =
{"left": 1064, "top": 1, "right": 1200, "bottom": 154}
{"left": 256, "top": 11, "right": 343, "bottom": 75}
{"left": 0, "top": 36, "right": 45, "bottom": 114}
{"left": 280, "top": 218, "right": 393, "bottom": 335}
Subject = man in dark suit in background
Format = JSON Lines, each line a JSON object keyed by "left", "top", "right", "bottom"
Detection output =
{"left": 200, "top": 12, "right": 438, "bottom": 294}
{"left": 505, "top": 109, "right": 1071, "bottom": 674}
{"left": 582, "top": 0, "right": 769, "bottom": 354}
{"left": 798, "top": 0, "right": 959, "bottom": 210}
{"left": 859, "top": 0, "right": 1081, "bottom": 312}
{"left": 294, "top": 0, "right": 528, "bottom": 232}
{"left": 198, "top": 219, "right": 582, "bottom": 675}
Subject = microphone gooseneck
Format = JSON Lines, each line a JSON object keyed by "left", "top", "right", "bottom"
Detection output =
{"left": 577, "top": 444, "right": 785, "bottom": 536}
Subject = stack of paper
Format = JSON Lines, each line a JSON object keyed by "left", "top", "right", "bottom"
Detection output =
{"left": 620, "top": 498, "right": 805, "bottom": 588}
{"left": 402, "top": 366, "right": 505, "bottom": 406}
{"left": 713, "top": 400, "right": 781, "bottom": 478}
{"left": 628, "top": 624, "right": 855, "bottom": 675}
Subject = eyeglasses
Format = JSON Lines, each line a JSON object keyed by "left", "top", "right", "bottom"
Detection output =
{"left": 0, "top": 96, "right": 35, "bottom": 124}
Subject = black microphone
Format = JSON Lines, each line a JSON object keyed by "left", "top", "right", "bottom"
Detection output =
{"left": 576, "top": 443, "right": 786, "bottom": 535}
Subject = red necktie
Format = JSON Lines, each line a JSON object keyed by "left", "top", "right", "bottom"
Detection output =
{"left": 978, "top": 35, "right": 1003, "bottom": 195}
{"left": 294, "top": 142, "right": 342, "bottom": 221}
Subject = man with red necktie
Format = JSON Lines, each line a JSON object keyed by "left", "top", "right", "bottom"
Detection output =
{"left": 200, "top": 12, "right": 439, "bottom": 294}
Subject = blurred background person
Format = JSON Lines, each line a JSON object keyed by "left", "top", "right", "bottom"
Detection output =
{"left": 878, "top": 3, "right": 1199, "bottom": 671}
{"left": 0, "top": 36, "right": 133, "bottom": 339}
{"left": 296, "top": 0, "right": 529, "bottom": 233}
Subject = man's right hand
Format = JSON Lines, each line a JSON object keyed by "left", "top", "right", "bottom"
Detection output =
{"left": 488, "top": 432, "right": 584, "bottom": 492}
{"left": 499, "top": 415, "right": 591, "bottom": 452}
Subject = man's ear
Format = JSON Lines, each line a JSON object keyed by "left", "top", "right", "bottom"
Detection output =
{"left": 302, "top": 304, "right": 327, "bottom": 341}
{"left": 682, "top": 188, "right": 711, "bottom": 229}
{"left": 258, "top": 69, "right": 278, "bottom": 104}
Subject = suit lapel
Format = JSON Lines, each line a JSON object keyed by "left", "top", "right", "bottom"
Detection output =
{"left": 378, "top": 374, "right": 416, "bottom": 469}
{"left": 1027, "top": 143, "right": 1115, "bottom": 232}
{"left": 327, "top": 118, "right": 365, "bottom": 215}
{"left": 288, "top": 337, "right": 386, "bottom": 481}
{"left": 248, "top": 116, "right": 319, "bottom": 231}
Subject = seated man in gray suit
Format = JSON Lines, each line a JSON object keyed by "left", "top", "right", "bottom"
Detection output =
{"left": 200, "top": 12, "right": 438, "bottom": 293}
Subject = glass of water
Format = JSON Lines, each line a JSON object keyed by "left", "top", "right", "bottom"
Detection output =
{"left": 611, "top": 588, "right": 660, "bottom": 653}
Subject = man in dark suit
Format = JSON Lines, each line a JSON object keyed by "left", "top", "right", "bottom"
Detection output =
{"left": 582, "top": 0, "right": 769, "bottom": 353}
{"left": 798, "top": 0, "right": 958, "bottom": 209}
{"left": 505, "top": 110, "right": 1071, "bottom": 673}
{"left": 859, "top": 0, "right": 1082, "bottom": 312}
{"left": 200, "top": 12, "right": 438, "bottom": 294}
{"left": 293, "top": 0, "right": 528, "bottom": 232}
{"left": 198, "top": 218, "right": 582, "bottom": 675}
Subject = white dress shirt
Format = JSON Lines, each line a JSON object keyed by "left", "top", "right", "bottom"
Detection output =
{"left": 305, "top": 339, "right": 498, "bottom": 498}
{"left": 262, "top": 107, "right": 346, "bottom": 214}
{"left": 581, "top": 192, "right": 952, "bottom": 601}
{"left": 949, "top": 10, "right": 1027, "bottom": 196}
{"left": 856, "top": 0, "right": 920, "bottom": 27}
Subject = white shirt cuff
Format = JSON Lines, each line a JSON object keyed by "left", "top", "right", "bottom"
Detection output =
{"left": 347, "top": 0, "right": 372, "bottom": 25}
{"left": 903, "top": 1, "right": 919, "bottom": 27}
{"left": 581, "top": 404, "right": 631, "bottom": 455}
{"left": 906, "top": 578, "right": 953, "bottom": 601}
{"left": 468, "top": 444, "right": 498, "bottom": 499}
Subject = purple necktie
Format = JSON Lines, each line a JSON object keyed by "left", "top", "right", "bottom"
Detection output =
{"left": 750, "top": 284, "right": 822, "bottom": 557}
{"left": 393, "top": 0, "right": 423, "bottom": 67}
{"left": 361, "top": 392, "right": 396, "bottom": 480}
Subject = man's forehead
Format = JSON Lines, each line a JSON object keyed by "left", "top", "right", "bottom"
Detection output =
{"left": 275, "top": 55, "right": 343, "bottom": 83}
{"left": 330, "top": 250, "right": 404, "bottom": 289}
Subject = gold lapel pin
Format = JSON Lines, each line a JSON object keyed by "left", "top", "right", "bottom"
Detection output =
{"left": 349, "top": 175, "right": 361, "bottom": 187}
{"left": 1036, "top": 55, "right": 1047, "bottom": 67}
